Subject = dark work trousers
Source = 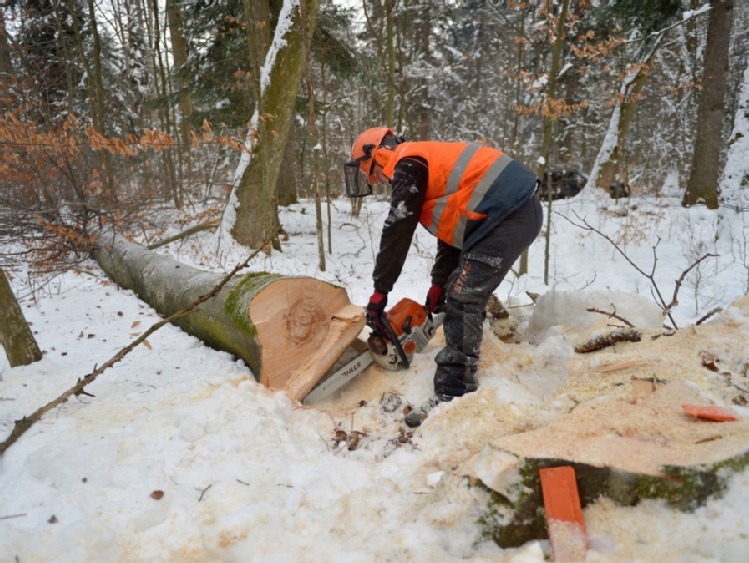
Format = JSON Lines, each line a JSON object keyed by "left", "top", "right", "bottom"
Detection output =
{"left": 434, "top": 194, "right": 544, "bottom": 400}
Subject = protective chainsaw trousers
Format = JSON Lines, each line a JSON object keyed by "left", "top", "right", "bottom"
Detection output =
{"left": 434, "top": 194, "right": 543, "bottom": 400}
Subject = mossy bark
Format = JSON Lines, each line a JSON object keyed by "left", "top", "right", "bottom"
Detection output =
{"left": 478, "top": 450, "right": 749, "bottom": 549}
{"left": 93, "top": 238, "right": 356, "bottom": 391}
{"left": 94, "top": 238, "right": 278, "bottom": 376}
{"left": 469, "top": 381, "right": 749, "bottom": 549}
{"left": 0, "top": 268, "right": 43, "bottom": 367}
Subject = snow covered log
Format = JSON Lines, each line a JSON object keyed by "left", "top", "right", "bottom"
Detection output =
{"left": 93, "top": 238, "right": 364, "bottom": 396}
{"left": 466, "top": 381, "right": 749, "bottom": 548}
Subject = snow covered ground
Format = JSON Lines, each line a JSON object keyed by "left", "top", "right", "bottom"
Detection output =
{"left": 2, "top": 187, "right": 749, "bottom": 561}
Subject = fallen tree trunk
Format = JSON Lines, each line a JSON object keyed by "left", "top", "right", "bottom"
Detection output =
{"left": 93, "top": 238, "right": 363, "bottom": 393}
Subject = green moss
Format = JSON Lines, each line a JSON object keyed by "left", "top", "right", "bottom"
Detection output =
{"left": 475, "top": 450, "right": 749, "bottom": 550}
{"left": 637, "top": 449, "right": 749, "bottom": 510}
{"left": 224, "top": 272, "right": 281, "bottom": 335}
{"left": 476, "top": 462, "right": 549, "bottom": 548}
{"left": 174, "top": 308, "right": 262, "bottom": 376}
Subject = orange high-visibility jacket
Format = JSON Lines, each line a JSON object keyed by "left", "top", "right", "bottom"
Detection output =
{"left": 382, "top": 141, "right": 537, "bottom": 250}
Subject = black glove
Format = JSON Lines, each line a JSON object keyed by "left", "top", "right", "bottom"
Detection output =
{"left": 425, "top": 284, "right": 444, "bottom": 314}
{"left": 366, "top": 290, "right": 388, "bottom": 333}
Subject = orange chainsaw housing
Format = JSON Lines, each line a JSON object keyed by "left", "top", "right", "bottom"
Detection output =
{"left": 385, "top": 298, "right": 428, "bottom": 355}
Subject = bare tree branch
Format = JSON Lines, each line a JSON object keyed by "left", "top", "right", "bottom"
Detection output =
{"left": 586, "top": 307, "right": 634, "bottom": 327}
{"left": 146, "top": 220, "right": 220, "bottom": 250}
{"left": 560, "top": 211, "right": 716, "bottom": 329}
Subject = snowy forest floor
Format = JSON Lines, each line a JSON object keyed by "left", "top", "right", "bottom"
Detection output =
{"left": 2, "top": 188, "right": 749, "bottom": 561}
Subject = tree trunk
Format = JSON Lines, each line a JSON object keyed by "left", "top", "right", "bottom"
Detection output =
{"left": 683, "top": 0, "right": 734, "bottom": 209}
{"left": 537, "top": 0, "right": 571, "bottom": 285}
{"left": 276, "top": 120, "right": 298, "bottom": 206}
{"left": 166, "top": 0, "right": 193, "bottom": 172}
{"left": 0, "top": 16, "right": 12, "bottom": 89}
{"left": 93, "top": 238, "right": 359, "bottom": 396}
{"left": 468, "top": 381, "right": 749, "bottom": 548}
{"left": 0, "top": 269, "right": 43, "bottom": 367}
{"left": 720, "top": 56, "right": 749, "bottom": 208}
{"left": 301, "top": 0, "right": 325, "bottom": 272}
{"left": 589, "top": 37, "right": 663, "bottom": 193}
{"left": 150, "top": 0, "right": 181, "bottom": 208}
{"left": 226, "top": 0, "right": 319, "bottom": 249}
{"left": 410, "top": 1, "right": 430, "bottom": 140}
{"left": 384, "top": 0, "right": 395, "bottom": 127}
{"left": 244, "top": 0, "right": 272, "bottom": 109}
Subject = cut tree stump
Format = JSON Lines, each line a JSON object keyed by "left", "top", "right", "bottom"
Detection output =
{"left": 467, "top": 381, "right": 749, "bottom": 548}
{"left": 94, "top": 238, "right": 364, "bottom": 398}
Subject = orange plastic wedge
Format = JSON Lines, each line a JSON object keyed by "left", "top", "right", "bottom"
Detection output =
{"left": 539, "top": 466, "right": 587, "bottom": 561}
{"left": 681, "top": 404, "right": 738, "bottom": 422}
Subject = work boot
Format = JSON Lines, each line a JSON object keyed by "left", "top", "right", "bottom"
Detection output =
{"left": 405, "top": 395, "right": 451, "bottom": 428}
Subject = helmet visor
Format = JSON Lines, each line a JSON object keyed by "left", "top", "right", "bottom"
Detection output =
{"left": 344, "top": 160, "right": 372, "bottom": 197}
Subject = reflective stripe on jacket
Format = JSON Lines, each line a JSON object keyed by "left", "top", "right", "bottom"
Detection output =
{"left": 382, "top": 141, "right": 538, "bottom": 250}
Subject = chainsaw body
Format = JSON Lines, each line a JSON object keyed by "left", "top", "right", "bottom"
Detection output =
{"left": 367, "top": 298, "right": 441, "bottom": 371}
{"left": 303, "top": 297, "right": 442, "bottom": 403}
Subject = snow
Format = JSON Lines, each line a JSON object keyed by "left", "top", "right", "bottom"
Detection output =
{"left": 721, "top": 60, "right": 749, "bottom": 209}
{"left": 2, "top": 187, "right": 749, "bottom": 561}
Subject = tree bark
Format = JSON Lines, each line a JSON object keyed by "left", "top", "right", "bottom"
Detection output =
{"left": 93, "top": 238, "right": 358, "bottom": 393}
{"left": 537, "top": 0, "right": 571, "bottom": 285}
{"left": 227, "top": 0, "right": 320, "bottom": 249}
{"left": 166, "top": 0, "right": 193, "bottom": 169}
{"left": 0, "top": 269, "right": 43, "bottom": 367}
{"left": 468, "top": 381, "right": 749, "bottom": 548}
{"left": 595, "top": 40, "right": 663, "bottom": 191}
{"left": 683, "top": 0, "right": 734, "bottom": 208}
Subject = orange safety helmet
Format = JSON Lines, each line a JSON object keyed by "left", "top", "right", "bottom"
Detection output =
{"left": 344, "top": 127, "right": 403, "bottom": 197}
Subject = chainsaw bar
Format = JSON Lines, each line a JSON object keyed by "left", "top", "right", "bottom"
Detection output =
{"left": 303, "top": 350, "right": 374, "bottom": 404}
{"left": 303, "top": 299, "right": 444, "bottom": 404}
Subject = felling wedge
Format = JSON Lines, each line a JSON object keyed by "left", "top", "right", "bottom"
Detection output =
{"left": 291, "top": 298, "right": 442, "bottom": 404}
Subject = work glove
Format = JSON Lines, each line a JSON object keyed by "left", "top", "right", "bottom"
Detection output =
{"left": 425, "top": 284, "right": 444, "bottom": 314}
{"left": 366, "top": 290, "right": 388, "bottom": 333}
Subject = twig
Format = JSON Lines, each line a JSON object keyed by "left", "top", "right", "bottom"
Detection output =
{"left": 560, "top": 211, "right": 716, "bottom": 329}
{"left": 586, "top": 307, "right": 634, "bottom": 327}
{"left": 651, "top": 331, "right": 676, "bottom": 340}
{"left": 727, "top": 380, "right": 749, "bottom": 394}
{"left": 0, "top": 513, "right": 27, "bottom": 520}
{"left": 197, "top": 484, "right": 212, "bottom": 502}
{"left": 147, "top": 221, "right": 220, "bottom": 250}
{"left": 0, "top": 240, "right": 269, "bottom": 456}
{"left": 695, "top": 307, "right": 723, "bottom": 326}
{"left": 575, "top": 328, "right": 642, "bottom": 353}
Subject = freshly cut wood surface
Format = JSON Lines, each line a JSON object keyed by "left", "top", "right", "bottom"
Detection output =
{"left": 281, "top": 304, "right": 366, "bottom": 402}
{"left": 492, "top": 381, "right": 749, "bottom": 476}
{"left": 249, "top": 278, "right": 354, "bottom": 389}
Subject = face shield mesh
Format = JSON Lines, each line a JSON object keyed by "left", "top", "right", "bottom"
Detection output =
{"left": 344, "top": 161, "right": 372, "bottom": 197}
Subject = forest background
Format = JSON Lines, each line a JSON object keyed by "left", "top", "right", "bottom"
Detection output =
{"left": 0, "top": 0, "right": 748, "bottom": 284}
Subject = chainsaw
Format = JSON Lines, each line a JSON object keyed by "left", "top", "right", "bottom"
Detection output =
{"left": 303, "top": 298, "right": 443, "bottom": 403}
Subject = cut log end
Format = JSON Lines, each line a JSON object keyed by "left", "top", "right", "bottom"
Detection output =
{"left": 249, "top": 278, "right": 361, "bottom": 391}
